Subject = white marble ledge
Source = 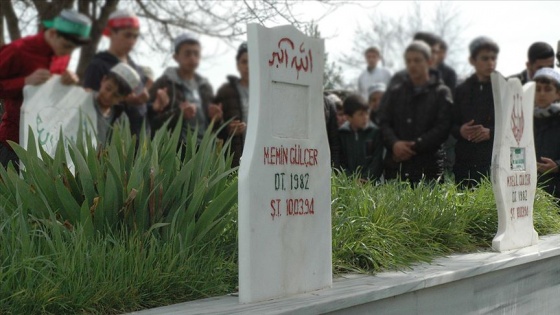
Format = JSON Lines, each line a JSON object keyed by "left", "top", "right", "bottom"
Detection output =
{"left": 126, "top": 234, "right": 560, "bottom": 315}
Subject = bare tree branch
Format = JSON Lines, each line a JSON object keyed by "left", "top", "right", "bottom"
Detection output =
{"left": 340, "top": 2, "right": 466, "bottom": 75}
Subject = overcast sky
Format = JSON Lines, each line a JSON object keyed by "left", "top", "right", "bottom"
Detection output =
{"left": 73, "top": 1, "right": 560, "bottom": 91}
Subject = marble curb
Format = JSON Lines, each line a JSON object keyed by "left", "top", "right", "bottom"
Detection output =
{"left": 127, "top": 234, "right": 560, "bottom": 315}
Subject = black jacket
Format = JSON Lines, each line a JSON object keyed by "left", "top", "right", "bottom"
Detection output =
{"left": 214, "top": 75, "right": 245, "bottom": 167}
{"left": 83, "top": 51, "right": 149, "bottom": 137}
{"left": 379, "top": 69, "right": 452, "bottom": 182}
{"left": 438, "top": 62, "right": 457, "bottom": 96}
{"left": 451, "top": 74, "right": 495, "bottom": 168}
{"left": 339, "top": 121, "right": 383, "bottom": 181}
{"left": 508, "top": 69, "right": 529, "bottom": 86}
{"left": 534, "top": 111, "right": 560, "bottom": 198}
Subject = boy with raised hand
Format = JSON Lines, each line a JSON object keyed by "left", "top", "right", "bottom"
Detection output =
{"left": 83, "top": 9, "right": 150, "bottom": 139}
{"left": 451, "top": 36, "right": 499, "bottom": 188}
{"left": 93, "top": 63, "right": 155, "bottom": 145}
{"left": 532, "top": 68, "right": 560, "bottom": 198}
{"left": 148, "top": 33, "right": 222, "bottom": 146}
{"left": 378, "top": 41, "right": 452, "bottom": 184}
{"left": 0, "top": 9, "right": 91, "bottom": 169}
{"left": 214, "top": 42, "right": 249, "bottom": 167}
{"left": 339, "top": 94, "right": 383, "bottom": 182}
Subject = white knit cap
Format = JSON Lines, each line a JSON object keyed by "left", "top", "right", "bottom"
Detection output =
{"left": 533, "top": 68, "right": 560, "bottom": 85}
{"left": 110, "top": 63, "right": 141, "bottom": 91}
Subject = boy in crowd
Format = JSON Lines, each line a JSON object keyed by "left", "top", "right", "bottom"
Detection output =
{"left": 339, "top": 94, "right": 383, "bottom": 182}
{"left": 367, "top": 83, "right": 385, "bottom": 124}
{"left": 93, "top": 63, "right": 147, "bottom": 145}
{"left": 83, "top": 9, "right": 150, "bottom": 139}
{"left": 451, "top": 36, "right": 499, "bottom": 187}
{"left": 532, "top": 68, "right": 560, "bottom": 199}
{"left": 148, "top": 33, "right": 222, "bottom": 146}
{"left": 215, "top": 42, "right": 249, "bottom": 167}
{"left": 0, "top": 9, "right": 91, "bottom": 169}
{"left": 378, "top": 41, "right": 452, "bottom": 184}
{"left": 385, "top": 32, "right": 442, "bottom": 90}
{"left": 510, "top": 42, "right": 554, "bottom": 85}
{"left": 357, "top": 47, "right": 392, "bottom": 100}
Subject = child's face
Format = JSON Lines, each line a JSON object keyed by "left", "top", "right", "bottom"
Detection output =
{"left": 470, "top": 49, "right": 497, "bottom": 80}
{"left": 365, "top": 51, "right": 380, "bottom": 68}
{"left": 368, "top": 92, "right": 384, "bottom": 113}
{"left": 346, "top": 110, "right": 369, "bottom": 131}
{"left": 237, "top": 52, "right": 249, "bottom": 81}
{"left": 336, "top": 109, "right": 346, "bottom": 127}
{"left": 109, "top": 27, "right": 140, "bottom": 55}
{"left": 98, "top": 77, "right": 125, "bottom": 108}
{"left": 405, "top": 51, "right": 430, "bottom": 82}
{"left": 535, "top": 81, "right": 560, "bottom": 108}
{"left": 174, "top": 42, "right": 201, "bottom": 73}
{"left": 46, "top": 29, "right": 78, "bottom": 56}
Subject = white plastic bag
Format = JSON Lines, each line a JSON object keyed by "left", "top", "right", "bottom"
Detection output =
{"left": 19, "top": 75, "right": 98, "bottom": 171}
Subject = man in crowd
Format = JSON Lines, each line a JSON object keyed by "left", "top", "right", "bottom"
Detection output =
{"left": 378, "top": 41, "right": 452, "bottom": 184}
{"left": 509, "top": 42, "right": 554, "bottom": 85}
{"left": 451, "top": 36, "right": 499, "bottom": 187}
{"left": 148, "top": 33, "right": 222, "bottom": 150}
{"left": 357, "top": 46, "right": 392, "bottom": 101}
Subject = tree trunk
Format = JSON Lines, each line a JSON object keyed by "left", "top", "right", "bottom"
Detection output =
{"left": 33, "top": 0, "right": 75, "bottom": 24}
{"left": 1, "top": 1, "right": 22, "bottom": 41}
{"left": 76, "top": 0, "right": 119, "bottom": 79}
{"left": 0, "top": 4, "right": 4, "bottom": 46}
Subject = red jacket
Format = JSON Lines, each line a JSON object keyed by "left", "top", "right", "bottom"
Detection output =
{"left": 0, "top": 32, "right": 70, "bottom": 147}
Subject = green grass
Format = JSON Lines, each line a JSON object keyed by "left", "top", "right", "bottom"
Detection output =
{"left": 1, "top": 121, "right": 560, "bottom": 313}
{"left": 0, "top": 211, "right": 238, "bottom": 314}
{"left": 331, "top": 174, "right": 560, "bottom": 273}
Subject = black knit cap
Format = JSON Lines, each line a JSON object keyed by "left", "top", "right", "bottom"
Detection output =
{"left": 528, "top": 42, "right": 554, "bottom": 63}
{"left": 236, "top": 42, "right": 248, "bottom": 61}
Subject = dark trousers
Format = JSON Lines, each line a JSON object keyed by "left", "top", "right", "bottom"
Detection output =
{"left": 453, "top": 164, "right": 490, "bottom": 188}
{"left": 0, "top": 143, "right": 19, "bottom": 172}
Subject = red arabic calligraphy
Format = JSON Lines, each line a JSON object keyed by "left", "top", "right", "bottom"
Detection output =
{"left": 268, "top": 37, "right": 313, "bottom": 79}
{"left": 511, "top": 93, "right": 524, "bottom": 146}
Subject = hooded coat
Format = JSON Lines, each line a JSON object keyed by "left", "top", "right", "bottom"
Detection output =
{"left": 148, "top": 67, "right": 214, "bottom": 143}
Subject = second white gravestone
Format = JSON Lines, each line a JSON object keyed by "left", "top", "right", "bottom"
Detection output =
{"left": 238, "top": 24, "right": 332, "bottom": 303}
{"left": 491, "top": 73, "right": 538, "bottom": 252}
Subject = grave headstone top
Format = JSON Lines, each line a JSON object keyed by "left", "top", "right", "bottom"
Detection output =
{"left": 238, "top": 24, "right": 332, "bottom": 304}
{"left": 491, "top": 73, "right": 538, "bottom": 251}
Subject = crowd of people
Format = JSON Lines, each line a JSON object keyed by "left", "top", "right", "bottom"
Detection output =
{"left": 1, "top": 8, "right": 560, "bottom": 199}
{"left": 331, "top": 31, "right": 560, "bottom": 200}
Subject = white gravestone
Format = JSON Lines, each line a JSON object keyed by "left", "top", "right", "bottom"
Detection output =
{"left": 491, "top": 73, "right": 538, "bottom": 251}
{"left": 238, "top": 24, "right": 332, "bottom": 303}
{"left": 20, "top": 75, "right": 97, "bottom": 171}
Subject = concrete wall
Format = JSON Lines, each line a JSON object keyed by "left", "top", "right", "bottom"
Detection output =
{"left": 128, "top": 234, "right": 560, "bottom": 315}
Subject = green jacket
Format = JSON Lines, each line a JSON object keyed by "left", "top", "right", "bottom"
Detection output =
{"left": 339, "top": 121, "right": 384, "bottom": 181}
